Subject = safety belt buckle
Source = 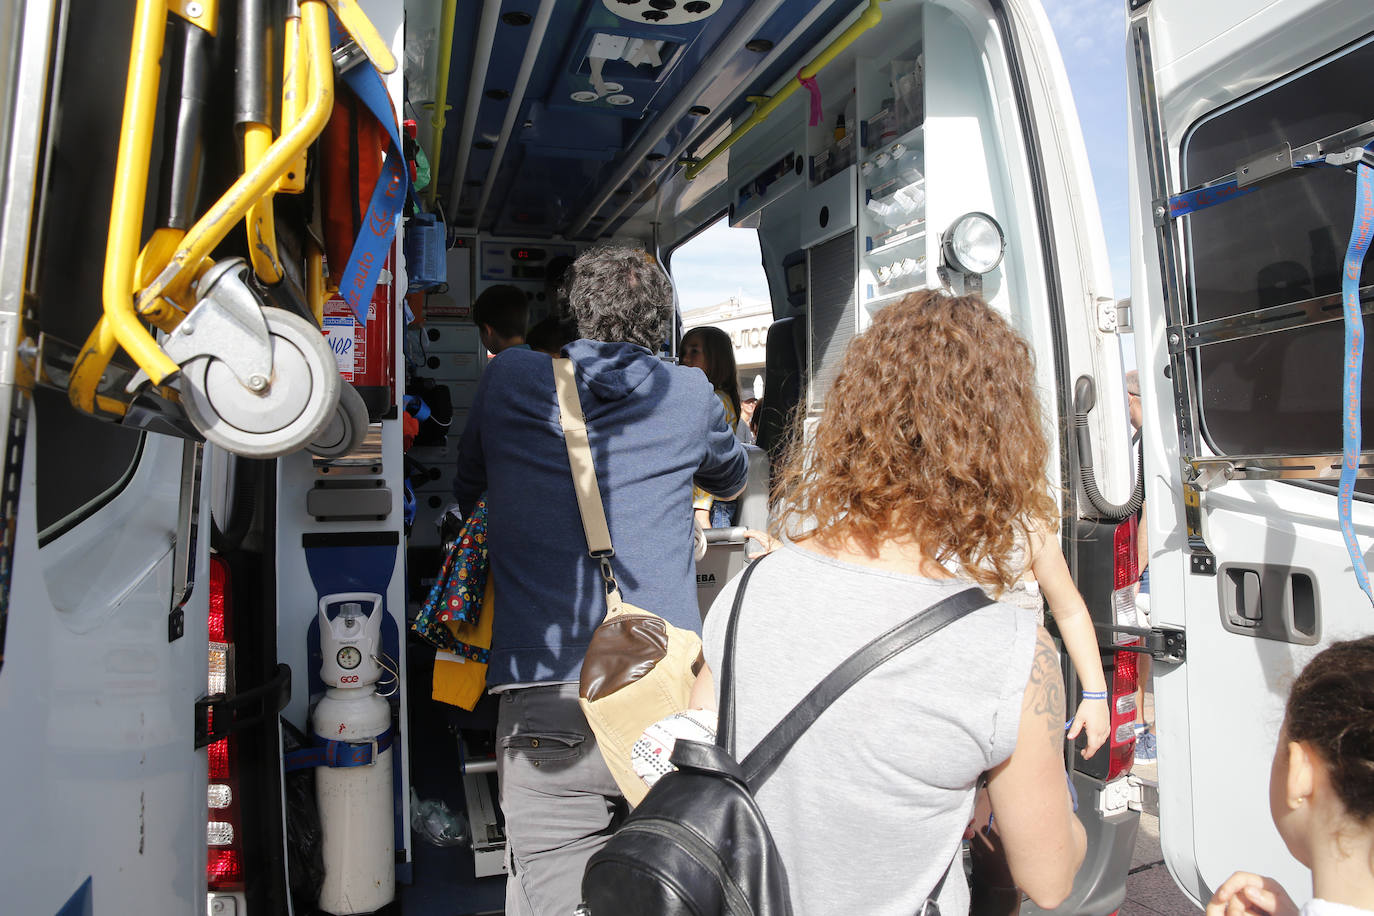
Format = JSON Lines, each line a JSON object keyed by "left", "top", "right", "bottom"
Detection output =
{"left": 1324, "top": 146, "right": 1374, "bottom": 170}
{"left": 332, "top": 39, "right": 369, "bottom": 75}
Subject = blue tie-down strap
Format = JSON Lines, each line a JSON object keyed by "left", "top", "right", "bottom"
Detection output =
{"left": 1338, "top": 145, "right": 1374, "bottom": 607}
{"left": 1167, "top": 177, "right": 1259, "bottom": 218}
{"left": 284, "top": 725, "right": 395, "bottom": 771}
{"left": 404, "top": 393, "right": 432, "bottom": 422}
{"left": 330, "top": 15, "right": 417, "bottom": 325}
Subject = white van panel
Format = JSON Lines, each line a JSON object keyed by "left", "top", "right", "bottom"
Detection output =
{"left": 0, "top": 429, "right": 208, "bottom": 913}
{"left": 1130, "top": 0, "right": 1374, "bottom": 905}
{"left": 1148, "top": 0, "right": 1368, "bottom": 143}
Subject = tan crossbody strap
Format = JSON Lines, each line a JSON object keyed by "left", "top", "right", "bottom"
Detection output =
{"left": 552, "top": 357, "right": 614, "bottom": 557}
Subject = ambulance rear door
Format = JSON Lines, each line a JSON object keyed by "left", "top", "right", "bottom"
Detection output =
{"left": 1128, "top": 0, "right": 1374, "bottom": 905}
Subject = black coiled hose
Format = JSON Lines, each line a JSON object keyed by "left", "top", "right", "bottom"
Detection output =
{"left": 1074, "top": 376, "right": 1145, "bottom": 522}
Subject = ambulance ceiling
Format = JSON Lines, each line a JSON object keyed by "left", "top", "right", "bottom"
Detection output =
{"left": 423, "top": 0, "right": 858, "bottom": 240}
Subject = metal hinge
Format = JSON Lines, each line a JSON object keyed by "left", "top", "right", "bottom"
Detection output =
{"left": 194, "top": 663, "right": 292, "bottom": 749}
{"left": 1096, "top": 623, "right": 1187, "bottom": 662}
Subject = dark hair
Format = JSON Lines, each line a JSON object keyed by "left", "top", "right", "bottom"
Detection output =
{"left": 772, "top": 290, "right": 1055, "bottom": 590}
{"left": 473, "top": 284, "right": 529, "bottom": 340}
{"left": 526, "top": 314, "right": 580, "bottom": 355}
{"left": 682, "top": 326, "right": 741, "bottom": 417}
{"left": 1286, "top": 636, "right": 1374, "bottom": 821}
{"left": 545, "top": 254, "right": 575, "bottom": 309}
{"left": 566, "top": 246, "right": 673, "bottom": 351}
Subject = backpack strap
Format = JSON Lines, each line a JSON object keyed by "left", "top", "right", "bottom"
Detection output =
{"left": 714, "top": 555, "right": 767, "bottom": 757}
{"left": 728, "top": 576, "right": 993, "bottom": 791}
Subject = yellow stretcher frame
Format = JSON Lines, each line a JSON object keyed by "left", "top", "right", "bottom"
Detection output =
{"left": 69, "top": 0, "right": 394, "bottom": 415}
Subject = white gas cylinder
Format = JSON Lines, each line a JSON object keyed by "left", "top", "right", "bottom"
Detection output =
{"left": 313, "top": 593, "right": 395, "bottom": 915}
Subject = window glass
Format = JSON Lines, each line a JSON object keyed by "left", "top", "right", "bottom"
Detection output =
{"left": 1183, "top": 38, "right": 1374, "bottom": 455}
{"left": 30, "top": 0, "right": 145, "bottom": 541}
{"left": 668, "top": 217, "right": 772, "bottom": 403}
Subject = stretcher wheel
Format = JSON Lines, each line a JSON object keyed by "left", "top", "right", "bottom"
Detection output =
{"left": 179, "top": 309, "right": 340, "bottom": 458}
{"left": 307, "top": 381, "right": 370, "bottom": 458}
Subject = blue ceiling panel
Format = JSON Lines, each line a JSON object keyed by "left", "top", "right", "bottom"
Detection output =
{"left": 429, "top": 0, "right": 870, "bottom": 239}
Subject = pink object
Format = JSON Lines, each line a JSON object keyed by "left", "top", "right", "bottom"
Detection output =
{"left": 798, "top": 72, "right": 822, "bottom": 127}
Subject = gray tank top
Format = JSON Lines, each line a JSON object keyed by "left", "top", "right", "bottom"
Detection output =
{"left": 701, "top": 542, "right": 1037, "bottom": 916}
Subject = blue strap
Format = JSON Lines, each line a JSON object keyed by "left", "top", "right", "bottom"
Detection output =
{"left": 284, "top": 726, "right": 395, "bottom": 771}
{"left": 1339, "top": 146, "right": 1374, "bottom": 607}
{"left": 1167, "top": 178, "right": 1258, "bottom": 218}
{"left": 404, "top": 394, "right": 431, "bottom": 421}
{"left": 329, "top": 16, "right": 417, "bottom": 325}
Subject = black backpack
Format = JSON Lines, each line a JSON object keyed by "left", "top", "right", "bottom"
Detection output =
{"left": 579, "top": 557, "right": 992, "bottom": 916}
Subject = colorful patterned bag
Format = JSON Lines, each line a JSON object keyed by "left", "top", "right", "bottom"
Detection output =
{"left": 412, "top": 498, "right": 494, "bottom": 709}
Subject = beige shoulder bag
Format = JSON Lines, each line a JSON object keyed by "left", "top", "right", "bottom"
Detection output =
{"left": 552, "top": 357, "right": 705, "bottom": 806}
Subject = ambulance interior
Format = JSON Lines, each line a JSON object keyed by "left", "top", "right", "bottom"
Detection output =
{"left": 17, "top": 0, "right": 1134, "bottom": 912}
{"left": 392, "top": 0, "right": 1126, "bottom": 911}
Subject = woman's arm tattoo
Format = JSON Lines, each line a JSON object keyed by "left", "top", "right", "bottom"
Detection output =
{"left": 1029, "top": 627, "right": 1066, "bottom": 748}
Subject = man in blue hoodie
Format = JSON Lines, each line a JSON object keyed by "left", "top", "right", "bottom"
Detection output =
{"left": 454, "top": 246, "right": 749, "bottom": 916}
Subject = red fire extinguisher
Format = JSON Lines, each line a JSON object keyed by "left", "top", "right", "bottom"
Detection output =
{"left": 320, "top": 248, "right": 397, "bottom": 421}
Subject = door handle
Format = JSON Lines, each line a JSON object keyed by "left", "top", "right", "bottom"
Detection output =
{"left": 1219, "top": 564, "right": 1318, "bottom": 645}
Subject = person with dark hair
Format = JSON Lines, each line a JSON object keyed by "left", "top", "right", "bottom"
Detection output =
{"left": 453, "top": 244, "right": 748, "bottom": 916}
{"left": 1206, "top": 636, "right": 1374, "bottom": 916}
{"left": 525, "top": 314, "right": 579, "bottom": 356}
{"left": 472, "top": 283, "right": 529, "bottom": 354}
{"left": 544, "top": 254, "right": 574, "bottom": 313}
{"left": 692, "top": 291, "right": 1085, "bottom": 914}
{"left": 681, "top": 325, "right": 745, "bottom": 527}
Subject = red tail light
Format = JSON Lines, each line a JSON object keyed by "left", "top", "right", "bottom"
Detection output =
{"left": 1106, "top": 648, "right": 1140, "bottom": 780}
{"left": 207, "top": 555, "right": 244, "bottom": 892}
{"left": 1112, "top": 515, "right": 1139, "bottom": 589}
{"left": 1106, "top": 518, "right": 1141, "bottom": 780}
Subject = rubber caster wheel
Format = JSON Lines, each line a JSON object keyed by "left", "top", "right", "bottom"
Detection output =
{"left": 179, "top": 309, "right": 341, "bottom": 458}
{"left": 307, "top": 380, "right": 370, "bottom": 458}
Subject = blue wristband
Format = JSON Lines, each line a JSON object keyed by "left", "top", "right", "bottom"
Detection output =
{"left": 1081, "top": 690, "right": 1108, "bottom": 701}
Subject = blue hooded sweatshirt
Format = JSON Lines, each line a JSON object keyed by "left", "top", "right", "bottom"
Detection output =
{"left": 454, "top": 339, "right": 749, "bottom": 686}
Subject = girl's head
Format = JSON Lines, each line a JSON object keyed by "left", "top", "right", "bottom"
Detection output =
{"left": 773, "top": 290, "right": 1055, "bottom": 590}
{"left": 681, "top": 326, "right": 741, "bottom": 415}
{"left": 1270, "top": 636, "right": 1374, "bottom": 863}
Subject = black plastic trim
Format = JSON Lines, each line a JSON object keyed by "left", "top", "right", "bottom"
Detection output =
{"left": 302, "top": 530, "right": 401, "bottom": 548}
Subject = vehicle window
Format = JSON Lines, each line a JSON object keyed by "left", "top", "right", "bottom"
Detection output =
{"left": 29, "top": 0, "right": 145, "bottom": 543}
{"left": 668, "top": 217, "right": 772, "bottom": 401}
{"left": 1182, "top": 38, "right": 1374, "bottom": 456}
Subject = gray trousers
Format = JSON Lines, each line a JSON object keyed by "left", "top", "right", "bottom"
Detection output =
{"left": 496, "top": 683, "right": 624, "bottom": 916}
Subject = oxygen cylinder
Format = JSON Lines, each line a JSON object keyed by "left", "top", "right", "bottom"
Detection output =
{"left": 313, "top": 593, "right": 395, "bottom": 914}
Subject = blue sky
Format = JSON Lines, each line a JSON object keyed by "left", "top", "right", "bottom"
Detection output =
{"left": 1042, "top": 0, "right": 1131, "bottom": 298}
{"left": 671, "top": 0, "right": 1132, "bottom": 310}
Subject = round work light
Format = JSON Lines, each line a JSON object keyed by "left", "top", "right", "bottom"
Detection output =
{"left": 941, "top": 211, "right": 1005, "bottom": 275}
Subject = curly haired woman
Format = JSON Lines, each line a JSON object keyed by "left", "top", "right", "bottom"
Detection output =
{"left": 695, "top": 291, "right": 1087, "bottom": 915}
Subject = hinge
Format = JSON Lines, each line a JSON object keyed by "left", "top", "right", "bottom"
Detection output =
{"left": 1096, "top": 623, "right": 1187, "bottom": 662}
{"left": 1096, "top": 296, "right": 1120, "bottom": 333}
{"left": 194, "top": 663, "right": 292, "bottom": 749}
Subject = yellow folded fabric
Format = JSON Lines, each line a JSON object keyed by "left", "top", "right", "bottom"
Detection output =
{"left": 431, "top": 577, "right": 495, "bottom": 711}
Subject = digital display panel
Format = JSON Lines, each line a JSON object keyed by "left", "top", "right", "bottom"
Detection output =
{"left": 511, "top": 247, "right": 546, "bottom": 262}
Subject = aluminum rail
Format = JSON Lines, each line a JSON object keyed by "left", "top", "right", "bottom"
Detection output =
{"left": 682, "top": 0, "right": 887, "bottom": 180}
{"left": 472, "top": 0, "right": 557, "bottom": 231}
{"left": 445, "top": 0, "right": 501, "bottom": 222}
{"left": 584, "top": 0, "right": 847, "bottom": 240}
{"left": 563, "top": 0, "right": 792, "bottom": 239}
